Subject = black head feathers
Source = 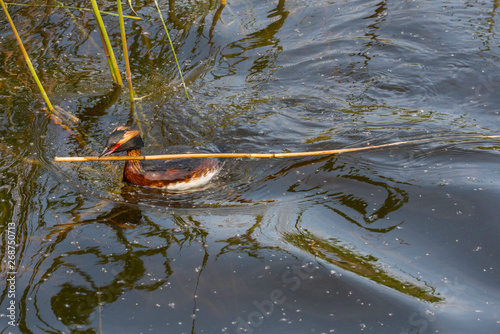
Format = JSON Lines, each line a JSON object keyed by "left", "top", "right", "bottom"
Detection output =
{"left": 100, "top": 126, "right": 144, "bottom": 157}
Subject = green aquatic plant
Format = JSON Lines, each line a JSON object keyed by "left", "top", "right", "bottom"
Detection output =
{"left": 3, "top": 0, "right": 195, "bottom": 113}
{"left": 90, "top": 0, "right": 123, "bottom": 86}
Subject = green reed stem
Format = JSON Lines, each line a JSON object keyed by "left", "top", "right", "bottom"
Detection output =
{"left": 117, "top": 0, "right": 134, "bottom": 102}
{"left": 154, "top": 0, "right": 189, "bottom": 100}
{"left": 90, "top": 0, "right": 123, "bottom": 86}
{"left": 1, "top": 0, "right": 54, "bottom": 112}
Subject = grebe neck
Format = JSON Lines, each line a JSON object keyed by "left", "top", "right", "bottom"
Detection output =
{"left": 127, "top": 149, "right": 142, "bottom": 157}
{"left": 125, "top": 149, "right": 142, "bottom": 173}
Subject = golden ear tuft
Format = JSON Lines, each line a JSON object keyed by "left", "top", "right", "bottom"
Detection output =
{"left": 118, "top": 130, "right": 141, "bottom": 145}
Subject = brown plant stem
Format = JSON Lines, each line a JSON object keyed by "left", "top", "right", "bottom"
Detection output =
{"left": 54, "top": 135, "right": 500, "bottom": 162}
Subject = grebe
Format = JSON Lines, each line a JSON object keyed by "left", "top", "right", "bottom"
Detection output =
{"left": 99, "top": 126, "right": 222, "bottom": 191}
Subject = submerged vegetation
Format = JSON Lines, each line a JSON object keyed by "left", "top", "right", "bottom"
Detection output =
{"left": 1, "top": 0, "right": 54, "bottom": 111}
{"left": 1, "top": 0, "right": 190, "bottom": 118}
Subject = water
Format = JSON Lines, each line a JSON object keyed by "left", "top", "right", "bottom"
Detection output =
{"left": 1, "top": 0, "right": 499, "bottom": 333}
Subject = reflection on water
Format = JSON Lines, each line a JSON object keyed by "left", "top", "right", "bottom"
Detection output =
{"left": 1, "top": 0, "right": 500, "bottom": 332}
{"left": 282, "top": 231, "right": 440, "bottom": 302}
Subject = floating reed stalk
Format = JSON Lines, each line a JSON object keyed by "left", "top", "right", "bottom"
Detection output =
{"left": 1, "top": 0, "right": 54, "bottom": 112}
{"left": 117, "top": 0, "right": 134, "bottom": 102}
{"left": 91, "top": 0, "right": 123, "bottom": 85}
{"left": 53, "top": 135, "right": 500, "bottom": 162}
{"left": 154, "top": 0, "right": 189, "bottom": 100}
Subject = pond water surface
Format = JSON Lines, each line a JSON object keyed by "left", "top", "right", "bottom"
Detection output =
{"left": 1, "top": 0, "right": 499, "bottom": 333}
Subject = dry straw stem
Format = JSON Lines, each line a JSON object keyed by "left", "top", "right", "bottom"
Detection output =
{"left": 1, "top": 0, "right": 54, "bottom": 112}
{"left": 54, "top": 135, "right": 500, "bottom": 162}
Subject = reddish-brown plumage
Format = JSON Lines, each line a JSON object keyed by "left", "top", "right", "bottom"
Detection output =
{"left": 123, "top": 152, "right": 221, "bottom": 189}
{"left": 101, "top": 127, "right": 221, "bottom": 190}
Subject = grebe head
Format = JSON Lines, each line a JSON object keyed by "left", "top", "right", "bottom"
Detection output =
{"left": 100, "top": 126, "right": 144, "bottom": 157}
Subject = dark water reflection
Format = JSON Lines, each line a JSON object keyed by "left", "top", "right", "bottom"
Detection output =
{"left": 1, "top": 0, "right": 500, "bottom": 333}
